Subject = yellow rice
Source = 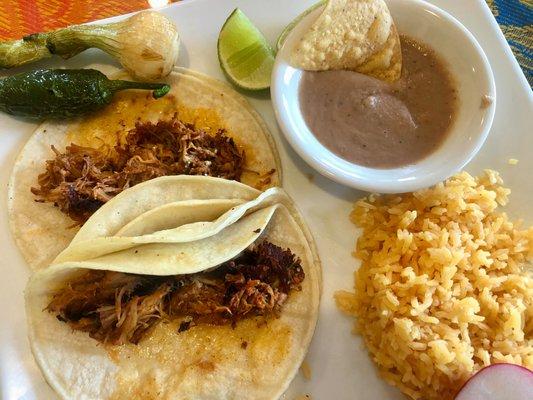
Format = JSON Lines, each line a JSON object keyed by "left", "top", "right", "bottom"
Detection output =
{"left": 335, "top": 170, "right": 532, "bottom": 400}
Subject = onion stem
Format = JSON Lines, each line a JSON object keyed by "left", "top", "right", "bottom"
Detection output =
{"left": 46, "top": 23, "right": 122, "bottom": 59}
{"left": 0, "top": 34, "right": 51, "bottom": 68}
{"left": 0, "top": 11, "right": 179, "bottom": 81}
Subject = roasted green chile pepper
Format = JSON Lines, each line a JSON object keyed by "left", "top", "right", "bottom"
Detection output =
{"left": 0, "top": 69, "right": 170, "bottom": 119}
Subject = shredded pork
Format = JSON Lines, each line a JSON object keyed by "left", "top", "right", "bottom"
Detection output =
{"left": 47, "top": 242, "right": 305, "bottom": 345}
{"left": 31, "top": 119, "right": 244, "bottom": 224}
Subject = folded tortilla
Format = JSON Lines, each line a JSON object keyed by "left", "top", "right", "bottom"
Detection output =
{"left": 8, "top": 68, "right": 282, "bottom": 270}
{"left": 26, "top": 176, "right": 321, "bottom": 400}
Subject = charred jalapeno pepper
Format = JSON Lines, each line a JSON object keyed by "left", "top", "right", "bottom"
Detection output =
{"left": 0, "top": 69, "right": 170, "bottom": 119}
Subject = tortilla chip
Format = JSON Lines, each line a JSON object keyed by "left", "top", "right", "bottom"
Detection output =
{"left": 290, "top": 0, "right": 402, "bottom": 82}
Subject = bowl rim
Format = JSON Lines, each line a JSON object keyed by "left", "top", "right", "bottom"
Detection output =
{"left": 271, "top": 0, "right": 497, "bottom": 193}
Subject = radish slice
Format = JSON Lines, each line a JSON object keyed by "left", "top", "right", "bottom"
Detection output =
{"left": 455, "top": 363, "right": 533, "bottom": 400}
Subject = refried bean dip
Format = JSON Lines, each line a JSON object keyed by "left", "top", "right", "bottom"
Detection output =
{"left": 299, "top": 36, "right": 457, "bottom": 169}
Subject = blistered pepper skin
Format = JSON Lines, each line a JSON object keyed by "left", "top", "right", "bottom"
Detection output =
{"left": 0, "top": 69, "right": 169, "bottom": 119}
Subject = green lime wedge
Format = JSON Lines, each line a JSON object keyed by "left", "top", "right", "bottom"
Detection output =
{"left": 276, "top": 0, "right": 326, "bottom": 51}
{"left": 218, "top": 8, "right": 276, "bottom": 91}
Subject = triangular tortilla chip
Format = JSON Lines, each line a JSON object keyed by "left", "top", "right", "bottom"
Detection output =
{"left": 291, "top": 0, "right": 402, "bottom": 82}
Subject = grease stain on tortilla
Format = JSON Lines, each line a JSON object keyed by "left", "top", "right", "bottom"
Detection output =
{"left": 109, "top": 374, "right": 163, "bottom": 400}
{"left": 65, "top": 92, "right": 229, "bottom": 149}
{"left": 196, "top": 360, "right": 216, "bottom": 372}
{"left": 109, "top": 317, "right": 292, "bottom": 398}
{"left": 63, "top": 90, "right": 270, "bottom": 189}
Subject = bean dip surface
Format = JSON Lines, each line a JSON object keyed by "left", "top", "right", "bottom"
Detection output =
{"left": 299, "top": 36, "right": 457, "bottom": 169}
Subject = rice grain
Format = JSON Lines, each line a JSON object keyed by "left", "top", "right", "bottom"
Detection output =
{"left": 335, "top": 170, "right": 532, "bottom": 399}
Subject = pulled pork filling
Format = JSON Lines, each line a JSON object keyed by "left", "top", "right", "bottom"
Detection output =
{"left": 31, "top": 119, "right": 244, "bottom": 224}
{"left": 47, "top": 242, "right": 305, "bottom": 345}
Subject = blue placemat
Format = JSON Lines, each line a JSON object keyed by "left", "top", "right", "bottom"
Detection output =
{"left": 487, "top": 0, "right": 533, "bottom": 86}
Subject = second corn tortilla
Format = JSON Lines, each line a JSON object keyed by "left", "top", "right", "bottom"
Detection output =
{"left": 290, "top": 0, "right": 402, "bottom": 82}
{"left": 8, "top": 68, "right": 282, "bottom": 270}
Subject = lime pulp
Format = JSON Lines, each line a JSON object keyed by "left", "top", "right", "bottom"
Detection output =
{"left": 217, "top": 8, "right": 276, "bottom": 91}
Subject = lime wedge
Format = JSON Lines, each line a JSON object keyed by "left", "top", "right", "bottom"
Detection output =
{"left": 276, "top": 0, "right": 326, "bottom": 51}
{"left": 218, "top": 8, "right": 275, "bottom": 91}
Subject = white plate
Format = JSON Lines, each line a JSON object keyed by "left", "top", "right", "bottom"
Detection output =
{"left": 0, "top": 0, "right": 531, "bottom": 399}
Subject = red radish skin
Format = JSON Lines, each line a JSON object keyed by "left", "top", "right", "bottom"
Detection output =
{"left": 455, "top": 363, "right": 533, "bottom": 400}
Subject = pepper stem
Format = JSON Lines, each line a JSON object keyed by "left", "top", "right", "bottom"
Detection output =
{"left": 110, "top": 80, "right": 170, "bottom": 99}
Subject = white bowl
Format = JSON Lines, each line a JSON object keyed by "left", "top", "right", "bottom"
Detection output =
{"left": 271, "top": 0, "right": 496, "bottom": 193}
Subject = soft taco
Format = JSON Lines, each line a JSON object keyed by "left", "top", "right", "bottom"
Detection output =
{"left": 25, "top": 176, "right": 320, "bottom": 400}
{"left": 8, "top": 67, "right": 282, "bottom": 270}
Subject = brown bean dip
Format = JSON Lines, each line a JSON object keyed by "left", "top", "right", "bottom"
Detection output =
{"left": 299, "top": 36, "right": 457, "bottom": 169}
